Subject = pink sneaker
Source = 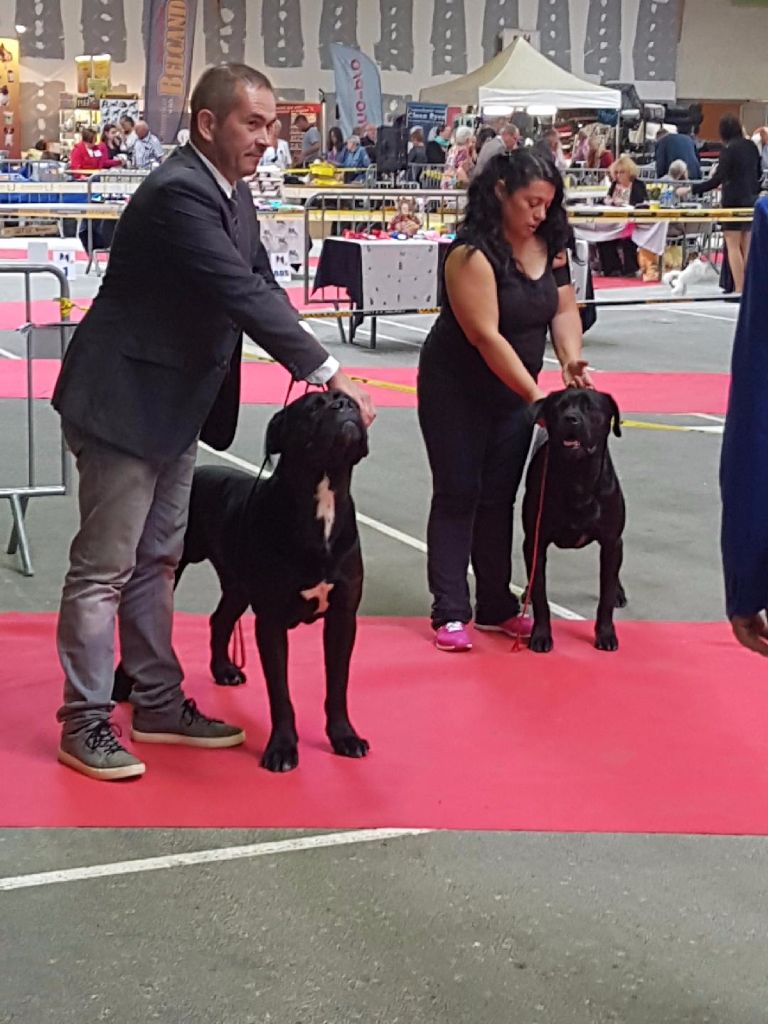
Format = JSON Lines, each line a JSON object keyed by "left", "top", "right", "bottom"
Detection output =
{"left": 475, "top": 615, "right": 534, "bottom": 640}
{"left": 434, "top": 621, "right": 473, "bottom": 652}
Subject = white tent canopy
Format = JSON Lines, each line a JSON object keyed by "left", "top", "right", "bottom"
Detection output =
{"left": 419, "top": 37, "right": 621, "bottom": 111}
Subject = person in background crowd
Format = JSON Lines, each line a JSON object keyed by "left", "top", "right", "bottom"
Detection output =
{"left": 325, "top": 125, "right": 345, "bottom": 165}
{"left": 32, "top": 138, "right": 59, "bottom": 161}
{"left": 680, "top": 113, "right": 761, "bottom": 295}
{"left": 119, "top": 115, "right": 137, "bottom": 158}
{"left": 132, "top": 120, "right": 164, "bottom": 170}
{"left": 417, "top": 150, "right": 591, "bottom": 652}
{"left": 407, "top": 126, "right": 428, "bottom": 182}
{"left": 534, "top": 128, "right": 568, "bottom": 172}
{"left": 571, "top": 128, "right": 590, "bottom": 165}
{"left": 339, "top": 134, "right": 371, "bottom": 182}
{"left": 473, "top": 122, "right": 520, "bottom": 176}
{"left": 426, "top": 123, "right": 452, "bottom": 164}
{"left": 662, "top": 159, "right": 689, "bottom": 183}
{"left": 441, "top": 125, "right": 475, "bottom": 189}
{"left": 176, "top": 128, "right": 190, "bottom": 148}
{"left": 69, "top": 127, "right": 122, "bottom": 177}
{"left": 259, "top": 119, "right": 291, "bottom": 169}
{"left": 586, "top": 136, "right": 614, "bottom": 170}
{"left": 360, "top": 123, "right": 377, "bottom": 163}
{"left": 597, "top": 155, "right": 649, "bottom": 278}
{"left": 52, "top": 62, "right": 374, "bottom": 782}
{"left": 293, "top": 114, "right": 321, "bottom": 165}
{"left": 753, "top": 126, "right": 768, "bottom": 176}
{"left": 475, "top": 126, "right": 496, "bottom": 155}
{"left": 100, "top": 123, "right": 122, "bottom": 162}
{"left": 654, "top": 124, "right": 701, "bottom": 180}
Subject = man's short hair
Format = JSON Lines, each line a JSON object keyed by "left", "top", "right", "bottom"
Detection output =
{"left": 190, "top": 63, "right": 274, "bottom": 138}
{"left": 120, "top": 115, "right": 135, "bottom": 128}
{"left": 500, "top": 123, "right": 520, "bottom": 138}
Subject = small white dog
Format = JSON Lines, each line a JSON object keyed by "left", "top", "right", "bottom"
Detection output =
{"left": 662, "top": 256, "right": 717, "bottom": 296}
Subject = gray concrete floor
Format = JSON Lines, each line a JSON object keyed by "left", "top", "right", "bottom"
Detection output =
{"left": 1, "top": 269, "right": 761, "bottom": 1024}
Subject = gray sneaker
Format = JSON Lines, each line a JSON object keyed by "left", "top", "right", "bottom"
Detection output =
{"left": 59, "top": 721, "right": 146, "bottom": 781}
{"left": 132, "top": 698, "right": 245, "bottom": 748}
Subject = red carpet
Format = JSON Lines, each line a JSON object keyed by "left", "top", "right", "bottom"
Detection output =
{"left": 0, "top": 361, "right": 731, "bottom": 414}
{"left": 0, "top": 613, "right": 765, "bottom": 832}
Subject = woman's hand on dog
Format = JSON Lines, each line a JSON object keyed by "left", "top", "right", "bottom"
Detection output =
{"left": 562, "top": 360, "right": 594, "bottom": 389}
{"left": 328, "top": 370, "right": 376, "bottom": 427}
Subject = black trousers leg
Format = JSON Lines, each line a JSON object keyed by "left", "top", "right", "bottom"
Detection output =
{"left": 417, "top": 369, "right": 488, "bottom": 629}
{"left": 471, "top": 405, "right": 534, "bottom": 624}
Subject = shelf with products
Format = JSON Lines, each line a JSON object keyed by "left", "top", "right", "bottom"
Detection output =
{"left": 57, "top": 94, "right": 139, "bottom": 156}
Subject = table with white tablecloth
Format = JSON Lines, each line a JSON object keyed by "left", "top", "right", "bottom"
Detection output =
{"left": 573, "top": 214, "right": 669, "bottom": 256}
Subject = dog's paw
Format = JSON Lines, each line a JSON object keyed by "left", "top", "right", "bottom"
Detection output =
{"left": 329, "top": 730, "right": 370, "bottom": 759}
{"left": 211, "top": 660, "right": 247, "bottom": 686}
{"left": 529, "top": 631, "right": 554, "bottom": 654}
{"left": 595, "top": 628, "right": 619, "bottom": 652}
{"left": 261, "top": 736, "right": 299, "bottom": 773}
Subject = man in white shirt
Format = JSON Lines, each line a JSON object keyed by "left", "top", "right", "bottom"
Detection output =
{"left": 132, "top": 120, "right": 165, "bottom": 169}
{"left": 259, "top": 120, "right": 292, "bottom": 169}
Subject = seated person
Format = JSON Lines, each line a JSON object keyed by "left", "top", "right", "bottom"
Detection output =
{"left": 596, "top": 155, "right": 648, "bottom": 277}
{"left": 389, "top": 197, "right": 421, "bottom": 236}
{"left": 338, "top": 135, "right": 371, "bottom": 183}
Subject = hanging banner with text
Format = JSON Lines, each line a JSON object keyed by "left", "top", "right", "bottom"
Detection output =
{"left": 329, "top": 43, "right": 383, "bottom": 138}
{"left": 144, "top": 0, "right": 197, "bottom": 144}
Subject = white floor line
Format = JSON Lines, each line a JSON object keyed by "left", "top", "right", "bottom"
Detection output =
{"left": 379, "top": 318, "right": 431, "bottom": 335}
{"left": 691, "top": 413, "right": 726, "bottom": 423}
{"left": 355, "top": 329, "right": 421, "bottom": 346}
{"left": 0, "top": 347, "right": 21, "bottom": 360}
{"left": 0, "top": 828, "right": 430, "bottom": 893}
{"left": 199, "top": 444, "right": 586, "bottom": 622}
{"left": 667, "top": 307, "right": 738, "bottom": 324}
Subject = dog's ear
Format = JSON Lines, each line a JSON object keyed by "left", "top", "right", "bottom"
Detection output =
{"left": 265, "top": 407, "right": 287, "bottom": 458}
{"left": 604, "top": 393, "right": 622, "bottom": 437}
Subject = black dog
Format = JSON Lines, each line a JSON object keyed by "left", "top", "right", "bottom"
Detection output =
{"left": 114, "top": 390, "right": 370, "bottom": 772}
{"left": 522, "top": 389, "right": 626, "bottom": 654}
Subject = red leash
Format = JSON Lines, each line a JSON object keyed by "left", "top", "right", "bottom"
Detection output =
{"left": 512, "top": 446, "right": 549, "bottom": 653}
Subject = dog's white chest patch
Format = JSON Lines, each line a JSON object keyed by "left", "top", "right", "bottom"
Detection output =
{"left": 315, "top": 475, "right": 335, "bottom": 543}
{"left": 300, "top": 581, "right": 335, "bottom": 614}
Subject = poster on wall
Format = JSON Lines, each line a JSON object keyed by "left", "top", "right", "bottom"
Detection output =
{"left": 0, "top": 39, "right": 21, "bottom": 159}
{"left": 144, "top": 0, "right": 197, "bottom": 144}
{"left": 276, "top": 103, "right": 323, "bottom": 166}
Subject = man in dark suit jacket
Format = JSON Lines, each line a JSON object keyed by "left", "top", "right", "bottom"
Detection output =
{"left": 53, "top": 63, "right": 374, "bottom": 781}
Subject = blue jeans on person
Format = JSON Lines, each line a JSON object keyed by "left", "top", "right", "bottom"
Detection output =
{"left": 417, "top": 367, "right": 534, "bottom": 629}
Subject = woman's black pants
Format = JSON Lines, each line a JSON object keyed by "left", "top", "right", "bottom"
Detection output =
{"left": 417, "top": 368, "right": 533, "bottom": 629}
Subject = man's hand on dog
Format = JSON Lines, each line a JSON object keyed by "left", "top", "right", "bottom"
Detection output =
{"left": 329, "top": 370, "right": 376, "bottom": 427}
{"left": 731, "top": 613, "right": 768, "bottom": 656}
{"left": 562, "top": 360, "right": 594, "bottom": 390}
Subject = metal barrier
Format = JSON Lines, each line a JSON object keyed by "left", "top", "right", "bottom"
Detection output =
{"left": 0, "top": 263, "right": 72, "bottom": 576}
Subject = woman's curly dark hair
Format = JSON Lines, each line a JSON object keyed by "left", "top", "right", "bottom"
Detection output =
{"left": 456, "top": 149, "right": 572, "bottom": 273}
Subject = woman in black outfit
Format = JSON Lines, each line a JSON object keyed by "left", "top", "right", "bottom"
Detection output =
{"left": 417, "top": 151, "right": 592, "bottom": 652}
{"left": 683, "top": 114, "right": 761, "bottom": 295}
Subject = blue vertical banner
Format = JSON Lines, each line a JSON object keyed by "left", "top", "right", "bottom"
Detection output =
{"left": 143, "top": 0, "right": 197, "bottom": 144}
{"left": 329, "top": 43, "right": 384, "bottom": 138}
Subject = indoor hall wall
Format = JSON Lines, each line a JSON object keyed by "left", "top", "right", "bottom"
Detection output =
{"left": 677, "top": 0, "right": 768, "bottom": 104}
{"left": 2, "top": 0, "right": 685, "bottom": 147}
